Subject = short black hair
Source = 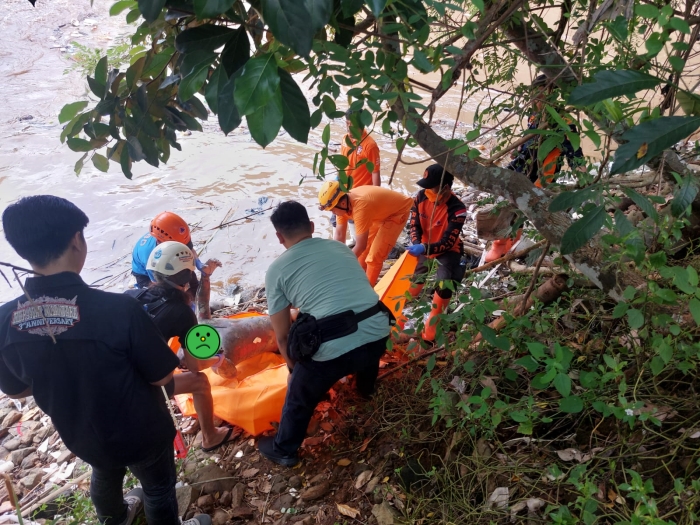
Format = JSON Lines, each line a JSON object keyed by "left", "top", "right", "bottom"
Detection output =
{"left": 2, "top": 195, "right": 89, "bottom": 267}
{"left": 345, "top": 108, "right": 365, "bottom": 131}
{"left": 270, "top": 201, "right": 312, "bottom": 238}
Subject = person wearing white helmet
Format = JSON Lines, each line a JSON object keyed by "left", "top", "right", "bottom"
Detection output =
{"left": 125, "top": 242, "right": 239, "bottom": 452}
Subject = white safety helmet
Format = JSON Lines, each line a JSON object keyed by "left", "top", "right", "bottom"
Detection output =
{"left": 147, "top": 241, "right": 195, "bottom": 286}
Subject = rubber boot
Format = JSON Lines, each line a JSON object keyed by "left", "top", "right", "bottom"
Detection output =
{"left": 484, "top": 229, "right": 522, "bottom": 263}
{"left": 422, "top": 293, "right": 450, "bottom": 342}
{"left": 408, "top": 283, "right": 424, "bottom": 299}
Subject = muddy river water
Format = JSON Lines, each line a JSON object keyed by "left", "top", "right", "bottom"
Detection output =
{"left": 0, "top": 0, "right": 560, "bottom": 304}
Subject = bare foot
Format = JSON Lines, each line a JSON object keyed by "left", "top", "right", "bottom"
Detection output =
{"left": 201, "top": 426, "right": 241, "bottom": 452}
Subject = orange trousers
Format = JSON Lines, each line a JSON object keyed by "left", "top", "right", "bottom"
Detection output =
{"left": 359, "top": 210, "right": 410, "bottom": 286}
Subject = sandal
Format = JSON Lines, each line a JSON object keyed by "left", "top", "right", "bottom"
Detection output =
{"left": 201, "top": 425, "right": 242, "bottom": 452}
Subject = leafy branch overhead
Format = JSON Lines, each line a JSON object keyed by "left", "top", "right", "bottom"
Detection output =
{"left": 60, "top": 0, "right": 700, "bottom": 294}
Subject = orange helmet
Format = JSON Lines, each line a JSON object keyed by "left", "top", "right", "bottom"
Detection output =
{"left": 150, "top": 212, "right": 191, "bottom": 245}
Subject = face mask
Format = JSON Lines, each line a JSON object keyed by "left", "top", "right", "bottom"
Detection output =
{"left": 425, "top": 189, "right": 441, "bottom": 202}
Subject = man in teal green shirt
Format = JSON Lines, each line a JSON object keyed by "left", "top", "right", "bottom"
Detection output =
{"left": 258, "top": 201, "right": 391, "bottom": 467}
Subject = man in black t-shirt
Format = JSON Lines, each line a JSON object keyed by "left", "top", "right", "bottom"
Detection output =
{"left": 0, "top": 196, "right": 211, "bottom": 525}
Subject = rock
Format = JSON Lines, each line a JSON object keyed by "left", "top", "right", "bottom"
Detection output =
{"left": 231, "top": 482, "right": 246, "bottom": 507}
{"left": 196, "top": 494, "right": 214, "bottom": 511}
{"left": 20, "top": 431, "right": 36, "bottom": 447}
{"left": 0, "top": 447, "right": 8, "bottom": 459}
{"left": 176, "top": 485, "right": 196, "bottom": 518}
{"left": 2, "top": 411, "right": 21, "bottom": 428}
{"left": 288, "top": 475, "right": 303, "bottom": 489}
{"left": 372, "top": 502, "right": 397, "bottom": 525}
{"left": 271, "top": 481, "right": 287, "bottom": 494}
{"left": 9, "top": 447, "right": 35, "bottom": 464}
{"left": 57, "top": 449, "right": 75, "bottom": 464}
{"left": 212, "top": 509, "right": 229, "bottom": 525}
{"left": 308, "top": 473, "right": 326, "bottom": 485}
{"left": 272, "top": 493, "right": 295, "bottom": 511}
{"left": 20, "top": 471, "right": 43, "bottom": 489}
{"left": 21, "top": 453, "right": 38, "bottom": 470}
{"left": 300, "top": 481, "right": 329, "bottom": 501}
{"left": 189, "top": 464, "right": 236, "bottom": 495}
{"left": 230, "top": 506, "right": 254, "bottom": 518}
{"left": 219, "top": 490, "right": 232, "bottom": 506}
{"left": 0, "top": 460, "right": 14, "bottom": 474}
{"left": 4, "top": 438, "right": 21, "bottom": 451}
{"left": 0, "top": 501, "right": 13, "bottom": 514}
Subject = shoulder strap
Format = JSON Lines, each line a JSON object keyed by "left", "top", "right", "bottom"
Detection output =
{"left": 355, "top": 301, "right": 396, "bottom": 325}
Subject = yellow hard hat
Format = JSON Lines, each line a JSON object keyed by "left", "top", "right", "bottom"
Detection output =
{"left": 318, "top": 180, "right": 346, "bottom": 210}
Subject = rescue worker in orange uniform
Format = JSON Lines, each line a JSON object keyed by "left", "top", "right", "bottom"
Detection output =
{"left": 331, "top": 109, "right": 382, "bottom": 244}
{"left": 319, "top": 182, "right": 413, "bottom": 286}
{"left": 406, "top": 165, "right": 467, "bottom": 341}
{"left": 484, "top": 74, "right": 584, "bottom": 262}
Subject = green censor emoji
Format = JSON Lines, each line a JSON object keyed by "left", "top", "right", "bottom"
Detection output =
{"left": 185, "top": 324, "right": 222, "bottom": 359}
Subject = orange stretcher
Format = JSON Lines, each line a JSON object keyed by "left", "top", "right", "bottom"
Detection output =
{"left": 171, "top": 255, "right": 417, "bottom": 435}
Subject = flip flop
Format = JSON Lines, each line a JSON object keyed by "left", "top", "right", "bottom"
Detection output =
{"left": 201, "top": 426, "right": 242, "bottom": 452}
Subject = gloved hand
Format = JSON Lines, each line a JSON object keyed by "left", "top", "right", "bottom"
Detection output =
{"left": 210, "top": 353, "right": 225, "bottom": 371}
{"left": 407, "top": 243, "right": 426, "bottom": 256}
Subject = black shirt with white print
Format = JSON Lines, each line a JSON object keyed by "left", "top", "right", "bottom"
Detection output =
{"left": 0, "top": 272, "right": 179, "bottom": 470}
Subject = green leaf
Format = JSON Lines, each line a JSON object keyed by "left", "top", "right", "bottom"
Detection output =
{"left": 626, "top": 308, "right": 645, "bottom": 329}
{"left": 669, "top": 56, "right": 686, "bottom": 73}
{"left": 66, "top": 138, "right": 94, "bottom": 152}
{"left": 537, "top": 135, "right": 562, "bottom": 163}
{"left": 87, "top": 76, "right": 106, "bottom": 99}
{"left": 560, "top": 205, "right": 606, "bottom": 255}
{"left": 120, "top": 146, "right": 133, "bottom": 179}
{"left": 92, "top": 153, "right": 110, "bottom": 172}
{"left": 549, "top": 187, "right": 597, "bottom": 212}
{"left": 635, "top": 4, "right": 659, "bottom": 18}
{"left": 567, "top": 70, "right": 662, "bottom": 107}
{"left": 553, "top": 373, "right": 571, "bottom": 397}
{"left": 671, "top": 176, "right": 700, "bottom": 217}
{"left": 607, "top": 15, "right": 628, "bottom": 41}
{"left": 247, "top": 89, "right": 284, "bottom": 148}
{"left": 612, "top": 302, "right": 628, "bottom": 318}
{"left": 650, "top": 356, "right": 665, "bottom": 376}
{"left": 217, "top": 69, "right": 242, "bottom": 135}
{"left": 74, "top": 153, "right": 88, "bottom": 176}
{"left": 279, "top": 69, "right": 310, "bottom": 143}
{"left": 110, "top": 0, "right": 136, "bottom": 16}
{"left": 471, "top": 0, "right": 484, "bottom": 13}
{"left": 179, "top": 64, "right": 210, "bottom": 102}
{"left": 304, "top": 0, "right": 333, "bottom": 33}
{"left": 193, "top": 0, "right": 235, "bottom": 18}
{"left": 689, "top": 298, "right": 700, "bottom": 325}
{"left": 181, "top": 50, "right": 216, "bottom": 77}
{"left": 58, "top": 101, "right": 89, "bottom": 124}
{"left": 322, "top": 123, "right": 331, "bottom": 145}
{"left": 669, "top": 17, "right": 691, "bottom": 34}
{"left": 342, "top": 0, "right": 364, "bottom": 18}
{"left": 125, "top": 7, "right": 141, "bottom": 24}
{"left": 677, "top": 90, "right": 700, "bottom": 116}
{"left": 220, "top": 26, "right": 250, "bottom": 77}
{"left": 205, "top": 64, "right": 227, "bottom": 115}
{"left": 94, "top": 56, "right": 108, "bottom": 86}
{"left": 412, "top": 49, "right": 433, "bottom": 73}
{"left": 515, "top": 356, "right": 539, "bottom": 373}
{"left": 137, "top": 0, "right": 166, "bottom": 23}
{"left": 261, "top": 0, "right": 314, "bottom": 57}
{"left": 365, "top": 0, "right": 387, "bottom": 17}
{"left": 175, "top": 24, "right": 235, "bottom": 54}
{"left": 559, "top": 395, "right": 583, "bottom": 413}
{"left": 234, "top": 54, "right": 280, "bottom": 116}
{"left": 610, "top": 116, "right": 700, "bottom": 175}
{"left": 623, "top": 187, "right": 658, "bottom": 222}
{"left": 143, "top": 48, "right": 174, "bottom": 78}
{"left": 645, "top": 32, "right": 664, "bottom": 56}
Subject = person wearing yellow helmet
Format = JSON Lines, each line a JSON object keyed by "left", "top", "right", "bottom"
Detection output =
{"left": 318, "top": 181, "right": 412, "bottom": 285}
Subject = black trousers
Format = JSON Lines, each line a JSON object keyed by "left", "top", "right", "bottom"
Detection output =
{"left": 414, "top": 251, "right": 465, "bottom": 299}
{"left": 273, "top": 337, "right": 388, "bottom": 456}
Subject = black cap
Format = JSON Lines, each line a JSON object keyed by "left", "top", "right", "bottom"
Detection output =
{"left": 417, "top": 164, "right": 454, "bottom": 189}
{"left": 532, "top": 74, "right": 548, "bottom": 88}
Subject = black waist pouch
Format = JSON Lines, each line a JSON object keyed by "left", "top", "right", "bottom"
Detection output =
{"left": 288, "top": 302, "right": 395, "bottom": 362}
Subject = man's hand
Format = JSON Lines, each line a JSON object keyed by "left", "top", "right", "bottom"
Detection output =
{"left": 200, "top": 258, "right": 222, "bottom": 277}
{"left": 407, "top": 243, "right": 426, "bottom": 256}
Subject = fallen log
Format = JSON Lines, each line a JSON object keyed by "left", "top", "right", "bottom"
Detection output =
{"left": 470, "top": 273, "right": 569, "bottom": 348}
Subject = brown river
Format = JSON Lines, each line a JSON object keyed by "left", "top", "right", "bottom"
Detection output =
{"left": 0, "top": 0, "right": 613, "bottom": 304}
